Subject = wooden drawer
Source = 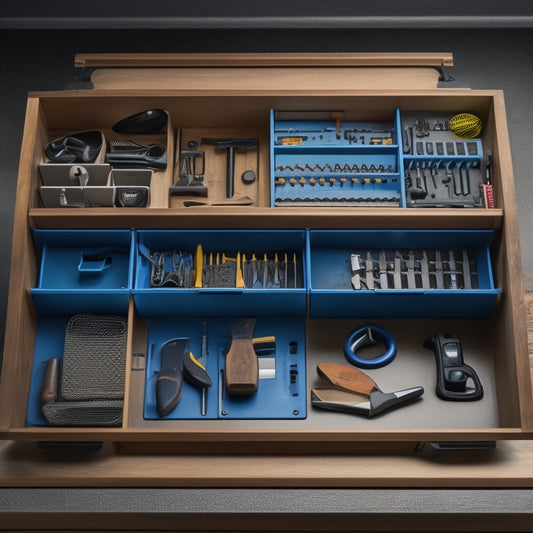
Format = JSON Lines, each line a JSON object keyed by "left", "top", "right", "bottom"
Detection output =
{"left": 0, "top": 53, "right": 531, "bottom": 453}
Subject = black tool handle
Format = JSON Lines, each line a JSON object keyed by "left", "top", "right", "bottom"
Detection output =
{"left": 226, "top": 146, "right": 235, "bottom": 198}
{"left": 424, "top": 333, "right": 483, "bottom": 401}
{"left": 156, "top": 339, "right": 186, "bottom": 417}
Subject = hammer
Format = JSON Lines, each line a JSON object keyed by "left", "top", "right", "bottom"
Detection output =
{"left": 201, "top": 137, "right": 258, "bottom": 198}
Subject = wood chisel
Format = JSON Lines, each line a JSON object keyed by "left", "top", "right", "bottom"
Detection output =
{"left": 225, "top": 318, "right": 258, "bottom": 395}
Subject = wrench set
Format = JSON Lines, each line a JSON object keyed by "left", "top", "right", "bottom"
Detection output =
{"left": 349, "top": 248, "right": 479, "bottom": 291}
{"left": 405, "top": 160, "right": 484, "bottom": 208}
{"left": 402, "top": 112, "right": 485, "bottom": 208}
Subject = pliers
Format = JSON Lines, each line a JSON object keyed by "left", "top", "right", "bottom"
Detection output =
{"left": 311, "top": 363, "right": 424, "bottom": 418}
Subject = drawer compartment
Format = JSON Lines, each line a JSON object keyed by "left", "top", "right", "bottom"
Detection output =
{"left": 308, "top": 229, "right": 500, "bottom": 318}
{"left": 133, "top": 229, "right": 308, "bottom": 317}
{"left": 143, "top": 316, "right": 306, "bottom": 420}
{"left": 26, "top": 312, "right": 129, "bottom": 428}
{"left": 31, "top": 229, "right": 134, "bottom": 315}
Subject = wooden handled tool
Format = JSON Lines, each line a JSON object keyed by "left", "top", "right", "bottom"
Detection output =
{"left": 317, "top": 362, "right": 376, "bottom": 396}
{"left": 225, "top": 318, "right": 258, "bottom": 395}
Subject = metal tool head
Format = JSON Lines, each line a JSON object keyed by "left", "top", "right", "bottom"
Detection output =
{"left": 312, "top": 363, "right": 424, "bottom": 417}
{"left": 311, "top": 386, "right": 424, "bottom": 418}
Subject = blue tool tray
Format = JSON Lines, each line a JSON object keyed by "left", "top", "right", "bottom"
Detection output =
{"left": 31, "top": 229, "right": 134, "bottom": 315}
{"left": 270, "top": 109, "right": 403, "bottom": 206}
{"left": 307, "top": 229, "right": 500, "bottom": 319}
{"left": 143, "top": 316, "right": 306, "bottom": 420}
{"left": 133, "top": 229, "right": 308, "bottom": 317}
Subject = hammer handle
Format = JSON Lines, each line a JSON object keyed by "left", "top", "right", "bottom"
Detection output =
{"left": 225, "top": 319, "right": 258, "bottom": 395}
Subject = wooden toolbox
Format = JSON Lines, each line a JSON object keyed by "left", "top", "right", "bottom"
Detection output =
{"left": 0, "top": 53, "right": 531, "bottom": 453}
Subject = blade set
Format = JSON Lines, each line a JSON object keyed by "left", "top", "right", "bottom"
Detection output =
{"left": 350, "top": 248, "right": 479, "bottom": 291}
{"left": 144, "top": 245, "right": 301, "bottom": 289}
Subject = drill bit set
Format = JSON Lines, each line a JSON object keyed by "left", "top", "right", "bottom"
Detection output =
{"left": 271, "top": 113, "right": 401, "bottom": 206}
{"left": 349, "top": 248, "right": 479, "bottom": 291}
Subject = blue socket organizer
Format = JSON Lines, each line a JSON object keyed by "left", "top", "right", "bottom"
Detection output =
{"left": 270, "top": 109, "right": 403, "bottom": 207}
{"left": 133, "top": 229, "right": 308, "bottom": 318}
{"left": 143, "top": 316, "right": 306, "bottom": 420}
{"left": 307, "top": 229, "right": 500, "bottom": 319}
{"left": 31, "top": 229, "right": 134, "bottom": 315}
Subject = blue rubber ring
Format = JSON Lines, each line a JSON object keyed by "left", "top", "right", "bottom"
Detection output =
{"left": 343, "top": 325, "right": 397, "bottom": 369}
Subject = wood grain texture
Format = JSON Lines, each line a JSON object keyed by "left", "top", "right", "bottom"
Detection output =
{"left": 75, "top": 52, "right": 454, "bottom": 68}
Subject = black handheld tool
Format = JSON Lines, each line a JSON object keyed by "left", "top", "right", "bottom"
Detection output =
{"left": 201, "top": 137, "right": 258, "bottom": 198}
{"left": 156, "top": 339, "right": 186, "bottom": 417}
{"left": 156, "top": 338, "right": 212, "bottom": 417}
{"left": 423, "top": 333, "right": 483, "bottom": 401}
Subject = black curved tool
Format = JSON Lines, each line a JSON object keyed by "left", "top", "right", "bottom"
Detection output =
{"left": 112, "top": 109, "right": 168, "bottom": 134}
{"left": 424, "top": 333, "right": 483, "bottom": 401}
{"left": 105, "top": 141, "right": 167, "bottom": 170}
{"left": 44, "top": 130, "right": 103, "bottom": 163}
{"left": 156, "top": 338, "right": 212, "bottom": 417}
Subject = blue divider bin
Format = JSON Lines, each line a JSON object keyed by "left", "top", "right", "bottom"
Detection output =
{"left": 134, "top": 230, "right": 308, "bottom": 317}
{"left": 308, "top": 229, "right": 501, "bottom": 318}
{"left": 31, "top": 229, "right": 134, "bottom": 315}
{"left": 143, "top": 316, "right": 306, "bottom": 420}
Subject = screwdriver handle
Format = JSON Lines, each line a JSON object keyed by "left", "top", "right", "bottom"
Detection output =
{"left": 225, "top": 318, "right": 258, "bottom": 395}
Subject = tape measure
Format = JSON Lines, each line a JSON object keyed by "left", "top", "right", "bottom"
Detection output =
{"left": 449, "top": 113, "right": 482, "bottom": 139}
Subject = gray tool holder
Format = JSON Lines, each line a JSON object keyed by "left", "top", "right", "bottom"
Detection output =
{"left": 41, "top": 314, "right": 128, "bottom": 427}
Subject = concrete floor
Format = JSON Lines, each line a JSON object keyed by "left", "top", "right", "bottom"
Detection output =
{"left": 1, "top": 27, "right": 532, "bottom": 357}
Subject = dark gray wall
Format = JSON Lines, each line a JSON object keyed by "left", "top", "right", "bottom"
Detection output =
{"left": 2, "top": 1, "right": 533, "bottom": 28}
